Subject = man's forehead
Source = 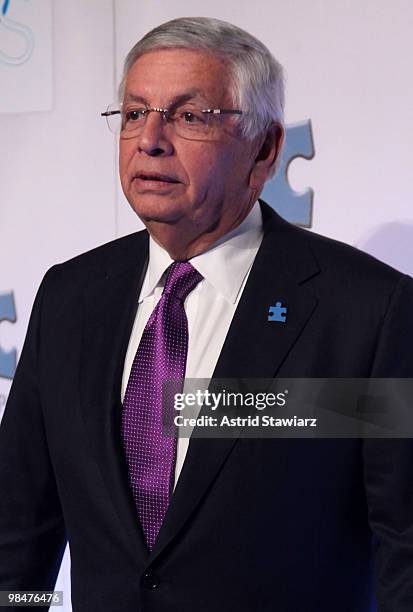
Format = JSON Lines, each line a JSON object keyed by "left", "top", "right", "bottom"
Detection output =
{"left": 123, "top": 89, "right": 207, "bottom": 104}
{"left": 123, "top": 49, "right": 232, "bottom": 103}
{"left": 130, "top": 46, "right": 221, "bottom": 65}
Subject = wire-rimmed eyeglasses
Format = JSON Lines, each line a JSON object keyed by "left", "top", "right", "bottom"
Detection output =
{"left": 101, "top": 103, "right": 243, "bottom": 140}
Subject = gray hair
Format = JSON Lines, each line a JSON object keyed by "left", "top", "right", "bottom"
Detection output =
{"left": 119, "top": 17, "right": 285, "bottom": 143}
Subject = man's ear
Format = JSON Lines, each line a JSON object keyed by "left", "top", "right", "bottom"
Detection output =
{"left": 249, "top": 123, "right": 284, "bottom": 189}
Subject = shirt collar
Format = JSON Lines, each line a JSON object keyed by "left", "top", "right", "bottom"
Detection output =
{"left": 139, "top": 201, "right": 263, "bottom": 304}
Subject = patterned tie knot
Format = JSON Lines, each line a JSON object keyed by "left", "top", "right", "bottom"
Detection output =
{"left": 163, "top": 261, "right": 203, "bottom": 303}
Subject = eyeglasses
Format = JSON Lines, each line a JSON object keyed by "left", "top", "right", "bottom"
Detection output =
{"left": 101, "top": 103, "right": 243, "bottom": 140}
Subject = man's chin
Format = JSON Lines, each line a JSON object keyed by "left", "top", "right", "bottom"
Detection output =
{"left": 130, "top": 203, "right": 185, "bottom": 226}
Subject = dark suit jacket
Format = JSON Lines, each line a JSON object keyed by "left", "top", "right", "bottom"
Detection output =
{"left": 1, "top": 202, "right": 413, "bottom": 612}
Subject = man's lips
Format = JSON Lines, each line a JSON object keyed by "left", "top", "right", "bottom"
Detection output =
{"left": 133, "top": 172, "right": 180, "bottom": 183}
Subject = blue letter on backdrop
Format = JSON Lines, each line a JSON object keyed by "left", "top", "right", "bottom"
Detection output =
{"left": 0, "top": 292, "right": 17, "bottom": 379}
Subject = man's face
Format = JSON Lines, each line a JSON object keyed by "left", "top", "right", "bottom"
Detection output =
{"left": 119, "top": 48, "right": 263, "bottom": 252}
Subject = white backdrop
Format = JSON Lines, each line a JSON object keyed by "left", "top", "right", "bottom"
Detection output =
{"left": 1, "top": 1, "right": 412, "bottom": 609}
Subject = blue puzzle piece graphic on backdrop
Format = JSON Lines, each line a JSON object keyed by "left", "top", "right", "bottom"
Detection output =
{"left": 262, "top": 120, "right": 315, "bottom": 227}
{"left": 268, "top": 302, "right": 287, "bottom": 323}
{"left": 0, "top": 292, "right": 17, "bottom": 379}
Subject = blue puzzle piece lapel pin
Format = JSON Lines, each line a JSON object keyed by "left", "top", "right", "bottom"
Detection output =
{"left": 268, "top": 302, "right": 287, "bottom": 323}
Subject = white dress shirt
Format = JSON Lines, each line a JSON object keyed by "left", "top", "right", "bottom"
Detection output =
{"left": 121, "top": 201, "right": 263, "bottom": 487}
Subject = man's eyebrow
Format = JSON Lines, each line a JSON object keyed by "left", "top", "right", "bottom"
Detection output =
{"left": 123, "top": 90, "right": 208, "bottom": 107}
{"left": 123, "top": 94, "right": 148, "bottom": 105}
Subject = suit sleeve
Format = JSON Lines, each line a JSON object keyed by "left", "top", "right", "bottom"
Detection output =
{"left": 0, "top": 268, "right": 67, "bottom": 596}
{"left": 363, "top": 274, "right": 413, "bottom": 612}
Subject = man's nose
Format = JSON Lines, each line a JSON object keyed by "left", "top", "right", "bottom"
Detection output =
{"left": 136, "top": 112, "right": 173, "bottom": 157}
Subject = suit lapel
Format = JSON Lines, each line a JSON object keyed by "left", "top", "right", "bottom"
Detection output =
{"left": 211, "top": 202, "right": 320, "bottom": 380}
{"left": 150, "top": 202, "right": 320, "bottom": 562}
{"left": 79, "top": 230, "right": 150, "bottom": 562}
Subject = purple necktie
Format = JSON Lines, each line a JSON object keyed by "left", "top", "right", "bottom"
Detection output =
{"left": 121, "top": 261, "right": 203, "bottom": 550}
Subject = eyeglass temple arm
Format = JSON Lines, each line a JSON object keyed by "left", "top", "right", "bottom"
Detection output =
{"left": 101, "top": 110, "right": 121, "bottom": 117}
{"left": 203, "top": 109, "right": 243, "bottom": 115}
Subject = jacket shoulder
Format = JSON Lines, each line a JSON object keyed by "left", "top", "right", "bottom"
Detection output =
{"left": 40, "top": 230, "right": 148, "bottom": 296}
{"left": 260, "top": 201, "right": 411, "bottom": 314}
{"left": 59, "top": 230, "right": 148, "bottom": 272}
{"left": 300, "top": 225, "right": 402, "bottom": 283}
{"left": 262, "top": 201, "right": 407, "bottom": 287}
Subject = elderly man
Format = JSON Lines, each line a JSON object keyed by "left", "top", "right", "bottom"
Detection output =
{"left": 1, "top": 16, "right": 413, "bottom": 612}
